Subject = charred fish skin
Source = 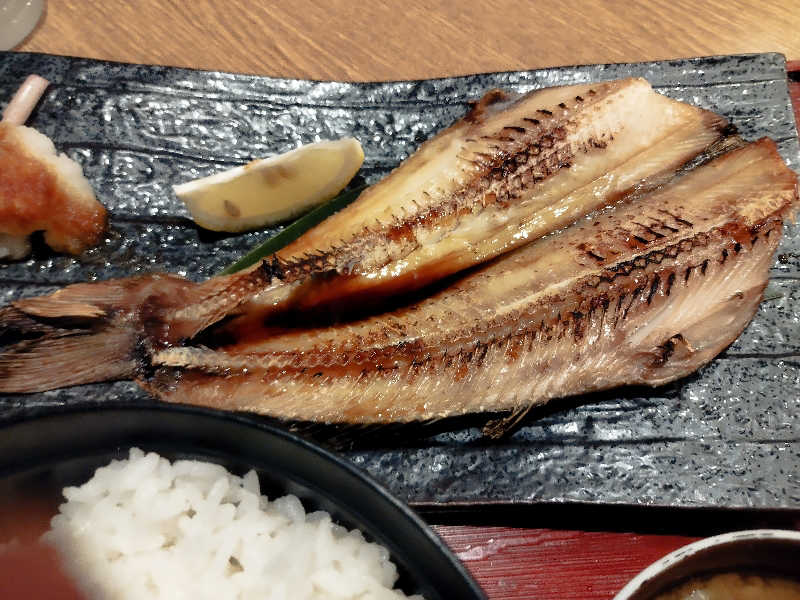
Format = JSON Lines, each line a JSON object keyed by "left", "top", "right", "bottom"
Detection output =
{"left": 146, "top": 139, "right": 799, "bottom": 423}
{"left": 236, "top": 77, "right": 732, "bottom": 313}
{"left": 0, "top": 78, "right": 736, "bottom": 393}
{"left": 275, "top": 79, "right": 722, "bottom": 276}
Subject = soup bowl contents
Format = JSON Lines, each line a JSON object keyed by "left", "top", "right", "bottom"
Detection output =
{"left": 614, "top": 530, "right": 800, "bottom": 600}
{"left": 653, "top": 572, "right": 800, "bottom": 600}
{"left": 43, "top": 448, "right": 421, "bottom": 600}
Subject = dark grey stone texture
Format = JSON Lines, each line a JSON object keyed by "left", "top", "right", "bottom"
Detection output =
{"left": 1, "top": 51, "right": 798, "bottom": 508}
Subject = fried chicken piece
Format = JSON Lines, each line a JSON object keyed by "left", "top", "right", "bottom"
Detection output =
{"left": 0, "top": 75, "right": 106, "bottom": 259}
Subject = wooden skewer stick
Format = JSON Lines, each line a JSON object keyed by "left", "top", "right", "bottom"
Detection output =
{"left": 2, "top": 74, "right": 49, "bottom": 125}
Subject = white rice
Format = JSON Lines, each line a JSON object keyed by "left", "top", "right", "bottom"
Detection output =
{"left": 44, "top": 448, "right": 424, "bottom": 600}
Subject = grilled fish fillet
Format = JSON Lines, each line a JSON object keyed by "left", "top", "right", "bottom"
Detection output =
{"left": 0, "top": 81, "right": 793, "bottom": 414}
{"left": 143, "top": 139, "right": 797, "bottom": 422}
{"left": 265, "top": 77, "right": 727, "bottom": 313}
{"left": 1, "top": 78, "right": 729, "bottom": 347}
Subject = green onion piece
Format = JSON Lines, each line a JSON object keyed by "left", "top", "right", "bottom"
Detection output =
{"left": 218, "top": 184, "right": 368, "bottom": 275}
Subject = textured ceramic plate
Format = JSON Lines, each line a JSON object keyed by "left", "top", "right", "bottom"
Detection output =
{"left": 1, "top": 51, "right": 799, "bottom": 509}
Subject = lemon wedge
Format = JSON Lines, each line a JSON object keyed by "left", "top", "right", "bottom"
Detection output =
{"left": 174, "top": 138, "right": 364, "bottom": 232}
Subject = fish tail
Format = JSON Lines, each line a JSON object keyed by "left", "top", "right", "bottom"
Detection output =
{"left": 0, "top": 326, "right": 138, "bottom": 393}
{"left": 0, "top": 265, "right": 284, "bottom": 393}
{"left": 0, "top": 274, "right": 197, "bottom": 393}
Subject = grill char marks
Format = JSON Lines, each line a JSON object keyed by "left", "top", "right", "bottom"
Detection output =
{"left": 233, "top": 77, "right": 734, "bottom": 316}
{"left": 273, "top": 85, "right": 592, "bottom": 282}
{"left": 145, "top": 139, "right": 798, "bottom": 423}
{"left": 0, "top": 80, "right": 783, "bottom": 403}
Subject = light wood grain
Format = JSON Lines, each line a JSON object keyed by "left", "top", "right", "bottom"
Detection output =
{"left": 17, "top": 0, "right": 800, "bottom": 80}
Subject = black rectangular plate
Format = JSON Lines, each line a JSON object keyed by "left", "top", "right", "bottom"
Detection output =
{"left": 1, "top": 51, "right": 799, "bottom": 508}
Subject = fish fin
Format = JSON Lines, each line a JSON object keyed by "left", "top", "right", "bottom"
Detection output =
{"left": 8, "top": 278, "right": 138, "bottom": 333}
{"left": 0, "top": 293, "right": 111, "bottom": 351}
{"left": 0, "top": 269, "right": 282, "bottom": 393}
{"left": 0, "top": 328, "right": 138, "bottom": 393}
{"left": 2, "top": 280, "right": 134, "bottom": 355}
{"left": 0, "top": 274, "right": 197, "bottom": 393}
{"left": 0, "top": 305, "right": 65, "bottom": 338}
{"left": 11, "top": 297, "right": 106, "bottom": 319}
{"left": 482, "top": 406, "right": 533, "bottom": 439}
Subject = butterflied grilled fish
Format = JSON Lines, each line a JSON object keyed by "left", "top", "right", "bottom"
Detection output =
{"left": 143, "top": 138, "right": 797, "bottom": 422}
{"left": 1, "top": 78, "right": 728, "bottom": 362}
{"left": 0, "top": 81, "right": 795, "bottom": 422}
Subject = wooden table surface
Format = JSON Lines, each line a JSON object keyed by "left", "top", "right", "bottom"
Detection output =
{"left": 17, "top": 0, "right": 800, "bottom": 81}
{"left": 11, "top": 2, "right": 800, "bottom": 599}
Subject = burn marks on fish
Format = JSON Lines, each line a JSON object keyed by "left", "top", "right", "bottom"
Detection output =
{"left": 166, "top": 217, "right": 784, "bottom": 395}
{"left": 272, "top": 85, "right": 639, "bottom": 281}
{"left": 651, "top": 333, "right": 690, "bottom": 368}
{"left": 428, "top": 220, "right": 783, "bottom": 380}
{"left": 576, "top": 208, "right": 699, "bottom": 267}
{"left": 275, "top": 125, "right": 588, "bottom": 278}
{"left": 578, "top": 244, "right": 607, "bottom": 263}
{"left": 463, "top": 88, "right": 512, "bottom": 124}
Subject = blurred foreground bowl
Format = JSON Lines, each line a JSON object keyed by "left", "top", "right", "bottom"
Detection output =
{"left": 0, "top": 404, "right": 486, "bottom": 600}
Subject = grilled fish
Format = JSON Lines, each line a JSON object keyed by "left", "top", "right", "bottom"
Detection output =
{"left": 142, "top": 139, "right": 797, "bottom": 422}
{"left": 265, "top": 77, "right": 727, "bottom": 313}
{"left": 2, "top": 78, "right": 728, "bottom": 339}
{"left": 164, "top": 76, "right": 732, "bottom": 339}
{"left": 0, "top": 80, "right": 792, "bottom": 416}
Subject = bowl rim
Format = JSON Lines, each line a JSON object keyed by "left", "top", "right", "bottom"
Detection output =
{"left": 0, "top": 402, "right": 487, "bottom": 600}
{"left": 613, "top": 528, "right": 800, "bottom": 600}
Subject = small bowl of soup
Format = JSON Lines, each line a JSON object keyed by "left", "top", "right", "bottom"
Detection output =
{"left": 613, "top": 529, "right": 800, "bottom": 600}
